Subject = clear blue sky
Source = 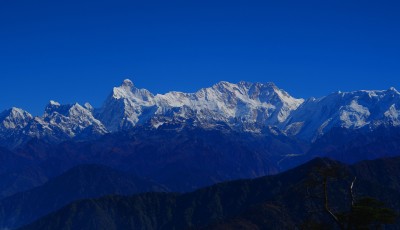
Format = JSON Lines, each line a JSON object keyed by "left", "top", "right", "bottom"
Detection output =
{"left": 1, "top": 0, "right": 399, "bottom": 115}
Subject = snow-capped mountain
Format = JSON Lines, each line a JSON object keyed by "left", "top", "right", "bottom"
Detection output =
{"left": 96, "top": 79, "right": 156, "bottom": 131}
{"left": 95, "top": 80, "right": 400, "bottom": 140}
{"left": 0, "top": 108, "right": 34, "bottom": 147}
{"left": 284, "top": 87, "right": 400, "bottom": 140}
{"left": 42, "top": 100, "right": 108, "bottom": 139}
{"left": 96, "top": 79, "right": 304, "bottom": 132}
{"left": 0, "top": 101, "right": 107, "bottom": 148}
{"left": 0, "top": 107, "right": 33, "bottom": 132}
{"left": 0, "top": 79, "right": 399, "bottom": 148}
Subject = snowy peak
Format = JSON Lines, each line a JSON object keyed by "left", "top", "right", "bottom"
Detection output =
{"left": 200, "top": 81, "right": 303, "bottom": 123}
{"left": 84, "top": 102, "right": 94, "bottom": 112}
{"left": 0, "top": 100, "right": 107, "bottom": 148}
{"left": 111, "top": 79, "right": 154, "bottom": 103}
{"left": 44, "top": 101, "right": 98, "bottom": 119}
{"left": 0, "top": 107, "right": 33, "bottom": 131}
{"left": 43, "top": 101, "right": 107, "bottom": 137}
{"left": 388, "top": 87, "right": 399, "bottom": 93}
{"left": 49, "top": 100, "right": 60, "bottom": 106}
{"left": 122, "top": 79, "right": 134, "bottom": 88}
{"left": 285, "top": 88, "right": 400, "bottom": 140}
{"left": 0, "top": 107, "right": 33, "bottom": 120}
{"left": 97, "top": 79, "right": 157, "bottom": 131}
{"left": 44, "top": 100, "right": 69, "bottom": 116}
{"left": 45, "top": 101, "right": 84, "bottom": 117}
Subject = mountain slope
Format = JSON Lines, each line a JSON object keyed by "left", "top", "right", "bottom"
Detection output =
{"left": 11, "top": 127, "right": 306, "bottom": 192}
{"left": 3, "top": 124, "right": 400, "bottom": 201}
{"left": 2, "top": 123, "right": 400, "bottom": 202}
{"left": 306, "top": 126, "right": 400, "bottom": 163}
{"left": 0, "top": 108, "right": 34, "bottom": 147}
{"left": 18, "top": 157, "right": 400, "bottom": 230}
{"left": 0, "top": 164, "right": 167, "bottom": 229}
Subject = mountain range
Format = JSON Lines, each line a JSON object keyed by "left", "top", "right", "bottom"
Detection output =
{"left": 1, "top": 79, "right": 399, "bottom": 148}
{"left": 1, "top": 79, "right": 400, "bottom": 229}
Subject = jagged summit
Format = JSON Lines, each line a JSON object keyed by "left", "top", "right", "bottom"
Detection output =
{"left": 388, "top": 86, "right": 399, "bottom": 94}
{"left": 49, "top": 100, "right": 60, "bottom": 106}
{"left": 84, "top": 102, "right": 93, "bottom": 111}
{"left": 1, "top": 107, "right": 32, "bottom": 118}
{"left": 0, "top": 107, "right": 33, "bottom": 131}
{"left": 0, "top": 102, "right": 107, "bottom": 148}
{"left": 45, "top": 100, "right": 63, "bottom": 114}
{"left": 111, "top": 79, "right": 153, "bottom": 101}
{"left": 122, "top": 79, "right": 134, "bottom": 88}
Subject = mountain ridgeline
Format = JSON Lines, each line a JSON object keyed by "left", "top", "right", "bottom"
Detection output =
{"left": 0, "top": 127, "right": 308, "bottom": 199}
{"left": 0, "top": 164, "right": 167, "bottom": 229}
{"left": 18, "top": 157, "right": 400, "bottom": 230}
{"left": 1, "top": 79, "right": 400, "bottom": 148}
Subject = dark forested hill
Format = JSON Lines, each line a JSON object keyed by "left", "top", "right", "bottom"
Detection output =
{"left": 0, "top": 164, "right": 167, "bottom": 229}
{"left": 19, "top": 157, "right": 400, "bottom": 230}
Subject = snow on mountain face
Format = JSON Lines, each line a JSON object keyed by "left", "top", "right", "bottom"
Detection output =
{"left": 284, "top": 88, "right": 400, "bottom": 140}
{"left": 155, "top": 81, "right": 304, "bottom": 130}
{"left": 96, "top": 79, "right": 156, "bottom": 132}
{"left": 97, "top": 79, "right": 304, "bottom": 132}
{"left": 95, "top": 80, "right": 400, "bottom": 138}
{"left": 0, "top": 79, "right": 399, "bottom": 148}
{"left": 0, "top": 107, "right": 33, "bottom": 131}
{"left": 43, "top": 101, "right": 108, "bottom": 138}
{"left": 0, "top": 101, "right": 107, "bottom": 148}
{"left": 0, "top": 108, "right": 36, "bottom": 147}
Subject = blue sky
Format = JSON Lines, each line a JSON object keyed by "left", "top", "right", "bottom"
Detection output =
{"left": 1, "top": 0, "right": 399, "bottom": 115}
